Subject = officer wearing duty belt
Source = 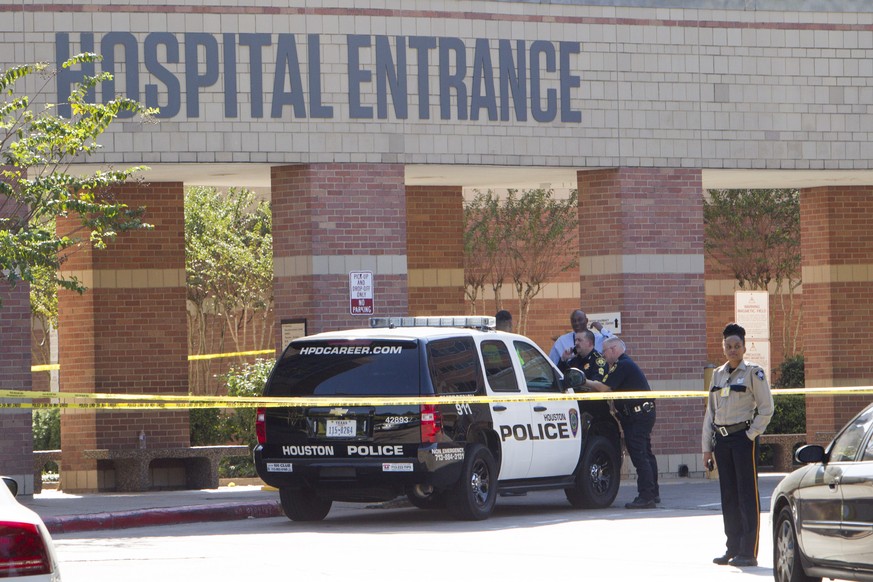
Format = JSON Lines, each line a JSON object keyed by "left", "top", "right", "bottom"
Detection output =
{"left": 702, "top": 323, "right": 774, "bottom": 568}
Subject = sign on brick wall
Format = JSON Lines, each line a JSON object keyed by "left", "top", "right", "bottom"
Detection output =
{"left": 350, "top": 271, "right": 374, "bottom": 315}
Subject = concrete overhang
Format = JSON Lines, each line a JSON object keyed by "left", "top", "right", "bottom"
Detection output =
{"left": 69, "top": 163, "right": 873, "bottom": 192}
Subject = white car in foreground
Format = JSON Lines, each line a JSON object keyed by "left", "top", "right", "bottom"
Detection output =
{"left": 0, "top": 477, "right": 61, "bottom": 581}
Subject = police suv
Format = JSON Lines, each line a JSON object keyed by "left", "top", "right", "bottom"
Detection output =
{"left": 254, "top": 316, "right": 622, "bottom": 521}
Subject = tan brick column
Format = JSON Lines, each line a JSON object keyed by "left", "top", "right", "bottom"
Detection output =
{"left": 272, "top": 164, "right": 408, "bottom": 337}
{"left": 800, "top": 186, "right": 873, "bottom": 444}
{"left": 406, "top": 186, "right": 465, "bottom": 316}
{"left": 578, "top": 168, "right": 706, "bottom": 471}
{"left": 58, "top": 182, "right": 189, "bottom": 492}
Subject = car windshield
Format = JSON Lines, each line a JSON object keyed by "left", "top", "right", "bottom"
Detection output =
{"left": 266, "top": 339, "right": 421, "bottom": 397}
{"left": 829, "top": 405, "right": 873, "bottom": 463}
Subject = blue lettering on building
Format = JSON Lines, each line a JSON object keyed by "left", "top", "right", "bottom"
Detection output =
{"left": 55, "top": 32, "right": 582, "bottom": 123}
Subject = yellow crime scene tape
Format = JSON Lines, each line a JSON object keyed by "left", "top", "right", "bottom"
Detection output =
{"left": 2, "top": 386, "right": 873, "bottom": 410}
{"left": 29, "top": 349, "right": 276, "bottom": 372}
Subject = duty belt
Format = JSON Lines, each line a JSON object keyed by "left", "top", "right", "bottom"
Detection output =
{"left": 621, "top": 401, "right": 654, "bottom": 415}
{"left": 714, "top": 420, "right": 751, "bottom": 437}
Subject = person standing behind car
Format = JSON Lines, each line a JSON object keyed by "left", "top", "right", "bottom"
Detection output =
{"left": 585, "top": 336, "right": 659, "bottom": 509}
{"left": 703, "top": 323, "right": 774, "bottom": 569}
{"left": 495, "top": 310, "right": 513, "bottom": 332}
{"left": 549, "top": 309, "right": 613, "bottom": 365}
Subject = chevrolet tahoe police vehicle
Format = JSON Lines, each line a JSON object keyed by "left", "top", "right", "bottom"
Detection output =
{"left": 254, "top": 316, "right": 622, "bottom": 521}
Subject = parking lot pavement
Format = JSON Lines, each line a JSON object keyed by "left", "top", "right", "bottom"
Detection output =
{"left": 21, "top": 473, "right": 788, "bottom": 534}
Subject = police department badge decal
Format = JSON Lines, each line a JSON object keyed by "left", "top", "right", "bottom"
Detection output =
{"left": 569, "top": 408, "right": 579, "bottom": 437}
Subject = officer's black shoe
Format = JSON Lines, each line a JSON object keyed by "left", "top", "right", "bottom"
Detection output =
{"left": 728, "top": 555, "right": 757, "bottom": 567}
{"left": 624, "top": 497, "right": 656, "bottom": 509}
{"left": 712, "top": 553, "right": 735, "bottom": 565}
{"left": 653, "top": 496, "right": 661, "bottom": 503}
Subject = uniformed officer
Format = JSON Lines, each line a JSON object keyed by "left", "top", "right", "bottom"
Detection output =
{"left": 557, "top": 329, "right": 607, "bottom": 382}
{"left": 585, "top": 336, "right": 659, "bottom": 509}
{"left": 703, "top": 323, "right": 774, "bottom": 568}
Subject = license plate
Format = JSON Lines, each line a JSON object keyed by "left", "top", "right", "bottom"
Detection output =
{"left": 266, "top": 462, "right": 293, "bottom": 473}
{"left": 326, "top": 419, "right": 356, "bottom": 438}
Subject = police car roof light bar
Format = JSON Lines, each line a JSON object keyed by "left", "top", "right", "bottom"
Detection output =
{"left": 369, "top": 316, "right": 496, "bottom": 331}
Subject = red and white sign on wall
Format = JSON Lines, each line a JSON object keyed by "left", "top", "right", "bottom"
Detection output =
{"left": 349, "top": 271, "right": 374, "bottom": 315}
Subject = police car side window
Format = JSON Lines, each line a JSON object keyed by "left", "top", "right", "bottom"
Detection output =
{"left": 513, "top": 341, "right": 560, "bottom": 393}
{"left": 480, "top": 340, "right": 520, "bottom": 392}
{"left": 427, "top": 337, "right": 485, "bottom": 395}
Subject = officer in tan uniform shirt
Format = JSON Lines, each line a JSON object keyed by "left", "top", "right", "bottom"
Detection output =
{"left": 702, "top": 323, "right": 774, "bottom": 568}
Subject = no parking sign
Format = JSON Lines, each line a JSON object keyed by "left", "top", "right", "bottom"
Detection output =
{"left": 350, "top": 271, "right": 374, "bottom": 315}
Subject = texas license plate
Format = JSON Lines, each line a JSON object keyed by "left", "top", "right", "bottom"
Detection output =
{"left": 326, "top": 419, "right": 356, "bottom": 438}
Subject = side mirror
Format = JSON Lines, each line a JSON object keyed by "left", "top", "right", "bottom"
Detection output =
{"left": 2, "top": 476, "right": 19, "bottom": 497}
{"left": 562, "top": 368, "right": 588, "bottom": 391}
{"left": 795, "top": 444, "right": 825, "bottom": 465}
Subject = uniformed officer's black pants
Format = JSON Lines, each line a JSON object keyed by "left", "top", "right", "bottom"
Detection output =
{"left": 713, "top": 431, "right": 760, "bottom": 558}
{"left": 619, "top": 410, "right": 659, "bottom": 501}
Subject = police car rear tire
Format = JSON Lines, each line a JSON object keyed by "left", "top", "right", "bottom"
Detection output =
{"left": 446, "top": 444, "right": 497, "bottom": 520}
{"left": 565, "top": 435, "right": 620, "bottom": 509}
{"left": 279, "top": 486, "right": 332, "bottom": 521}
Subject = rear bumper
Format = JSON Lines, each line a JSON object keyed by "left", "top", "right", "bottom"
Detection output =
{"left": 254, "top": 443, "right": 464, "bottom": 494}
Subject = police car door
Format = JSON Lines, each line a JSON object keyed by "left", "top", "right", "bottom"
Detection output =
{"left": 514, "top": 340, "right": 582, "bottom": 478}
{"left": 479, "top": 339, "right": 533, "bottom": 480}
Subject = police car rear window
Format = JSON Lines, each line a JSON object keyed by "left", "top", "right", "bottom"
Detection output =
{"left": 265, "top": 339, "right": 420, "bottom": 397}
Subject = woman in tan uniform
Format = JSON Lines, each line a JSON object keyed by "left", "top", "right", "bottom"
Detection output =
{"left": 702, "top": 323, "right": 774, "bottom": 568}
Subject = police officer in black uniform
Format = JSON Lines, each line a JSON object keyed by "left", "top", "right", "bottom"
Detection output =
{"left": 585, "top": 336, "right": 659, "bottom": 509}
{"left": 557, "top": 329, "right": 607, "bottom": 381}
{"left": 703, "top": 323, "right": 774, "bottom": 568}
{"left": 557, "top": 330, "right": 610, "bottom": 419}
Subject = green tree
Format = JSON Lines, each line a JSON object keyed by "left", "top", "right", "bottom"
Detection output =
{"left": 185, "top": 186, "right": 273, "bottom": 394}
{"left": 463, "top": 188, "right": 578, "bottom": 334}
{"left": 504, "top": 188, "right": 578, "bottom": 335}
{"left": 0, "top": 55, "right": 155, "bottom": 307}
{"left": 463, "top": 190, "right": 509, "bottom": 314}
{"left": 703, "top": 189, "right": 802, "bottom": 356}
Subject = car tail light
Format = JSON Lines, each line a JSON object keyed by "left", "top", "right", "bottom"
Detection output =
{"left": 420, "top": 404, "right": 443, "bottom": 443}
{"left": 0, "top": 521, "right": 52, "bottom": 577}
{"left": 256, "top": 407, "right": 267, "bottom": 444}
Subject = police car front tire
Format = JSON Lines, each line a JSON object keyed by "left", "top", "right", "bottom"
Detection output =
{"left": 279, "top": 486, "right": 333, "bottom": 521}
{"left": 446, "top": 443, "right": 497, "bottom": 520}
{"left": 565, "top": 435, "right": 621, "bottom": 509}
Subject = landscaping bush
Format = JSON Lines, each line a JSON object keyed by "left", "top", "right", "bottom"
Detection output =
{"left": 189, "top": 358, "right": 274, "bottom": 478}
{"left": 759, "top": 354, "right": 805, "bottom": 467}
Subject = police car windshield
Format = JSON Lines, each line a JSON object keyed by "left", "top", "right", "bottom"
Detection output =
{"left": 266, "top": 339, "right": 421, "bottom": 396}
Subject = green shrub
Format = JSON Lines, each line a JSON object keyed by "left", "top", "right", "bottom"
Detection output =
{"left": 189, "top": 358, "right": 274, "bottom": 478}
{"left": 759, "top": 354, "right": 806, "bottom": 467}
{"left": 32, "top": 409, "right": 60, "bottom": 450}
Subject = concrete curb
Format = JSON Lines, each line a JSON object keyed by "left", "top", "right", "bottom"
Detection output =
{"left": 43, "top": 500, "right": 283, "bottom": 534}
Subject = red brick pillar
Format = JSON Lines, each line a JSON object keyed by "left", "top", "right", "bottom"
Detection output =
{"left": 406, "top": 186, "right": 465, "bottom": 315}
{"left": 271, "top": 164, "right": 408, "bottom": 338}
{"left": 800, "top": 186, "right": 873, "bottom": 444}
{"left": 57, "top": 183, "right": 189, "bottom": 492}
{"left": 0, "top": 220, "right": 34, "bottom": 492}
{"left": 578, "top": 168, "right": 707, "bottom": 471}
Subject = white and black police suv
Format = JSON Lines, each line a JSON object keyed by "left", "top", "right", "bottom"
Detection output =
{"left": 254, "top": 316, "right": 622, "bottom": 521}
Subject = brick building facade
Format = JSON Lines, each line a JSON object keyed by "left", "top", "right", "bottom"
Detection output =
{"left": 3, "top": 0, "right": 873, "bottom": 491}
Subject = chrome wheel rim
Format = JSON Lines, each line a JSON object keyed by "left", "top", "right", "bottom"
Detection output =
{"left": 774, "top": 518, "right": 796, "bottom": 582}
{"left": 470, "top": 458, "right": 491, "bottom": 507}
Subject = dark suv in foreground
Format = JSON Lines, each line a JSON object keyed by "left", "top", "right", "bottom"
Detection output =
{"left": 254, "top": 316, "right": 622, "bottom": 521}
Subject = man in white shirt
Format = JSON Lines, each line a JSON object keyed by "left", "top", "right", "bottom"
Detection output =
{"left": 549, "top": 309, "right": 613, "bottom": 365}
